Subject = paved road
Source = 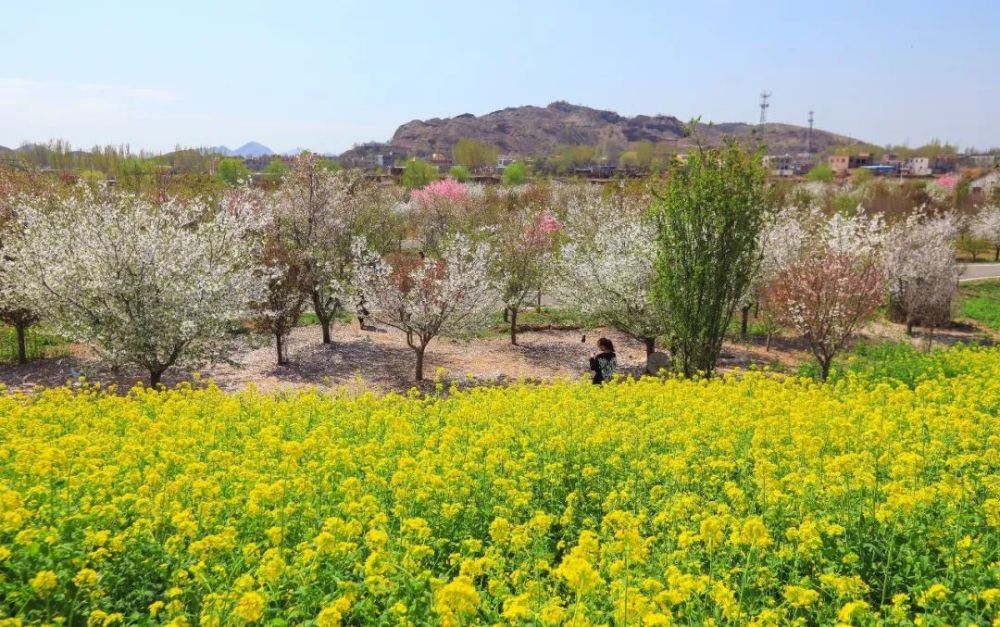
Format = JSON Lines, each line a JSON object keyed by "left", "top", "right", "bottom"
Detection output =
{"left": 960, "top": 263, "right": 1000, "bottom": 282}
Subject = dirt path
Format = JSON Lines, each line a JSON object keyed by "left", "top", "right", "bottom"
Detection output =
{"left": 0, "top": 324, "right": 650, "bottom": 394}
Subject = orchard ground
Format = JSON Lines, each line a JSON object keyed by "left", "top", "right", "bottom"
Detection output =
{"left": 1, "top": 291, "right": 996, "bottom": 393}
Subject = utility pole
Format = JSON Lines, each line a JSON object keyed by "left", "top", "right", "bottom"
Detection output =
{"left": 807, "top": 110, "right": 814, "bottom": 154}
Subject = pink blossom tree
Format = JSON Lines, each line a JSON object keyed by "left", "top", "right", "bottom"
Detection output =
{"left": 407, "top": 179, "right": 479, "bottom": 255}
{"left": 491, "top": 202, "right": 561, "bottom": 345}
{"left": 763, "top": 211, "right": 886, "bottom": 380}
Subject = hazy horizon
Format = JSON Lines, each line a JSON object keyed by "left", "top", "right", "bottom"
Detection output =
{"left": 3, "top": 0, "right": 998, "bottom": 154}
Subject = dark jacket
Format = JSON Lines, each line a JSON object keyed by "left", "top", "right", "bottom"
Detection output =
{"left": 589, "top": 351, "right": 617, "bottom": 384}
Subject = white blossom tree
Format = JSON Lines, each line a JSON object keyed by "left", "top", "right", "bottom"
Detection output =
{"left": 8, "top": 185, "right": 265, "bottom": 386}
{"left": 0, "top": 263, "right": 37, "bottom": 365}
{"left": 972, "top": 204, "right": 1000, "bottom": 262}
{"left": 353, "top": 234, "right": 495, "bottom": 381}
{"left": 556, "top": 193, "right": 665, "bottom": 355}
{"left": 885, "top": 210, "right": 961, "bottom": 345}
{"left": 764, "top": 210, "right": 886, "bottom": 380}
{"left": 0, "top": 168, "right": 46, "bottom": 365}
{"left": 275, "top": 155, "right": 401, "bottom": 345}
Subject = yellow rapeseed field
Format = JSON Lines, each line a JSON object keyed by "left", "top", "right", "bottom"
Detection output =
{"left": 1, "top": 347, "right": 999, "bottom": 625}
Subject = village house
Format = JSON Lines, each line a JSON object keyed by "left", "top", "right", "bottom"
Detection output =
{"left": 970, "top": 170, "right": 1000, "bottom": 200}
{"left": 828, "top": 154, "right": 850, "bottom": 175}
{"left": 903, "top": 156, "right": 931, "bottom": 176}
{"left": 848, "top": 153, "right": 874, "bottom": 169}
{"left": 429, "top": 152, "right": 452, "bottom": 174}
{"left": 763, "top": 154, "right": 794, "bottom": 176}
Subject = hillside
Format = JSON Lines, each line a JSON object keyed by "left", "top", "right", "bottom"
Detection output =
{"left": 339, "top": 101, "right": 863, "bottom": 164}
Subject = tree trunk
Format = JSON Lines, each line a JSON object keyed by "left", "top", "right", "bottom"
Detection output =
{"left": 740, "top": 305, "right": 750, "bottom": 339}
{"left": 15, "top": 323, "right": 27, "bottom": 365}
{"left": 536, "top": 290, "right": 542, "bottom": 313}
{"left": 275, "top": 331, "right": 286, "bottom": 365}
{"left": 819, "top": 357, "right": 831, "bottom": 382}
{"left": 414, "top": 346, "right": 425, "bottom": 381}
{"left": 644, "top": 337, "right": 655, "bottom": 356}
{"left": 313, "top": 291, "right": 333, "bottom": 345}
{"left": 906, "top": 320, "right": 914, "bottom": 336}
{"left": 502, "top": 307, "right": 509, "bottom": 323}
{"left": 995, "top": 245, "right": 999, "bottom": 262}
{"left": 149, "top": 369, "right": 163, "bottom": 388}
{"left": 765, "top": 331, "right": 772, "bottom": 352}
{"left": 925, "top": 326, "right": 935, "bottom": 352}
{"left": 510, "top": 306, "right": 518, "bottom": 345}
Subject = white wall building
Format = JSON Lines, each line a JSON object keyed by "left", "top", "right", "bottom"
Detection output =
{"left": 904, "top": 157, "right": 931, "bottom": 176}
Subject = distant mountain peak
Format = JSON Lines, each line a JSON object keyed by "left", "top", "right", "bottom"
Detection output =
{"left": 198, "top": 142, "right": 274, "bottom": 158}
{"left": 232, "top": 142, "right": 273, "bottom": 157}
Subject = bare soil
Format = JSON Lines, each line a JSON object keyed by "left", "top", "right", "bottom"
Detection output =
{"left": 1, "top": 316, "right": 993, "bottom": 395}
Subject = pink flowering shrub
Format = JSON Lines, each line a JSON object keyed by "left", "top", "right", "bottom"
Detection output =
{"left": 537, "top": 211, "right": 562, "bottom": 235}
{"left": 521, "top": 211, "right": 562, "bottom": 248}
{"left": 410, "top": 178, "right": 467, "bottom": 205}
{"left": 935, "top": 174, "right": 958, "bottom": 191}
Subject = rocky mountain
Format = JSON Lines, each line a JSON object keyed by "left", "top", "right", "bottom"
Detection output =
{"left": 340, "top": 101, "right": 863, "bottom": 164}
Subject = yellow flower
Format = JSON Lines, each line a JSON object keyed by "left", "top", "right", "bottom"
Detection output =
{"left": 733, "top": 516, "right": 772, "bottom": 548}
{"left": 30, "top": 569, "right": 58, "bottom": 595}
{"left": 837, "top": 600, "right": 869, "bottom": 623}
{"left": 918, "top": 583, "right": 950, "bottom": 607}
{"left": 783, "top": 584, "right": 819, "bottom": 608}
{"left": 73, "top": 567, "right": 99, "bottom": 588}
{"left": 265, "top": 526, "right": 283, "bottom": 546}
{"left": 233, "top": 590, "right": 266, "bottom": 623}
{"left": 316, "top": 596, "right": 352, "bottom": 627}
{"left": 554, "top": 533, "right": 604, "bottom": 596}
{"left": 434, "top": 576, "right": 480, "bottom": 621}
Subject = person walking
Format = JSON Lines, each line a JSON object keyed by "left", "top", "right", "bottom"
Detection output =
{"left": 589, "top": 337, "right": 618, "bottom": 384}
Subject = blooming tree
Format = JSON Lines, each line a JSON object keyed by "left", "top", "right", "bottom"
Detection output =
{"left": 557, "top": 192, "right": 665, "bottom": 355}
{"left": 409, "top": 178, "right": 468, "bottom": 205}
{"left": 353, "top": 234, "right": 495, "bottom": 381}
{"left": 749, "top": 206, "right": 811, "bottom": 349}
{"left": 250, "top": 238, "right": 308, "bottom": 366}
{"left": 406, "top": 179, "right": 485, "bottom": 255}
{"left": 0, "top": 171, "right": 41, "bottom": 364}
{"left": 885, "top": 211, "right": 961, "bottom": 345}
{"left": 764, "top": 211, "right": 886, "bottom": 380}
{"left": 491, "top": 196, "right": 561, "bottom": 345}
{"left": 8, "top": 185, "right": 265, "bottom": 386}
{"left": 274, "top": 155, "right": 400, "bottom": 345}
{"left": 0, "top": 260, "right": 37, "bottom": 365}
{"left": 972, "top": 204, "right": 1000, "bottom": 261}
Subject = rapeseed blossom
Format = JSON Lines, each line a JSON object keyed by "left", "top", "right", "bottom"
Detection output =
{"left": 0, "top": 345, "right": 999, "bottom": 624}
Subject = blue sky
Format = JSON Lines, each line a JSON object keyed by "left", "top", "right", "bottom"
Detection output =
{"left": 2, "top": 0, "right": 997, "bottom": 154}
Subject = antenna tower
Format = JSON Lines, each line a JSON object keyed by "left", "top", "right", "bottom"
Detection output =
{"left": 807, "top": 110, "right": 815, "bottom": 153}
{"left": 759, "top": 91, "right": 772, "bottom": 125}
